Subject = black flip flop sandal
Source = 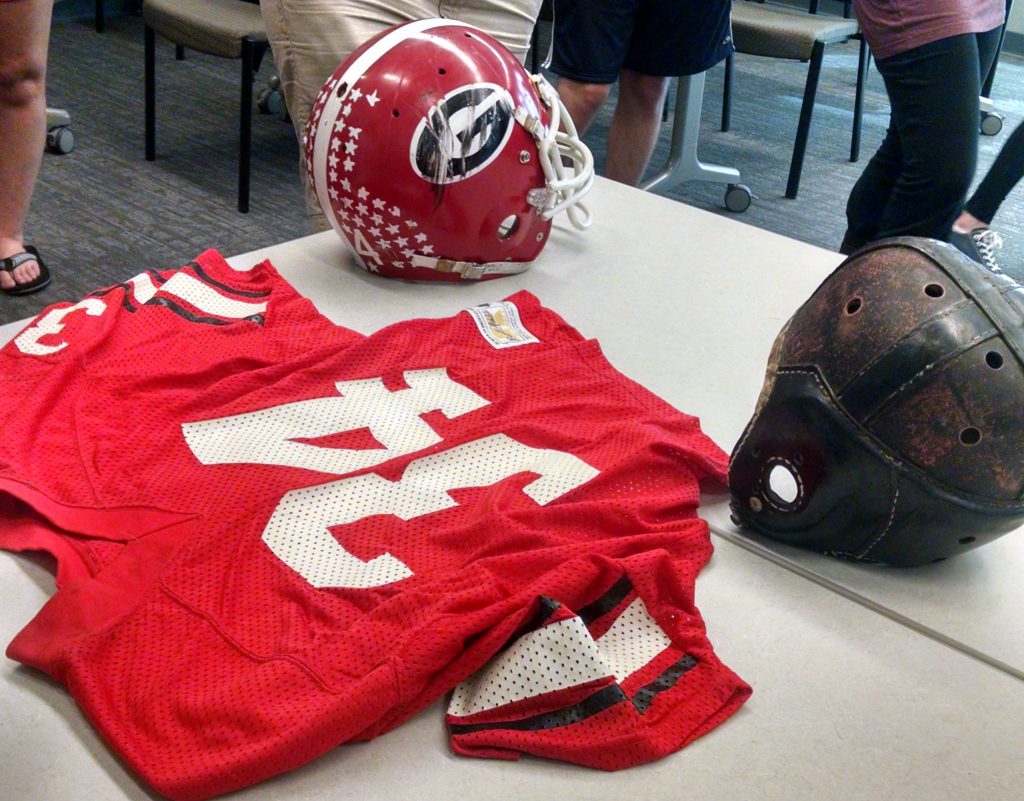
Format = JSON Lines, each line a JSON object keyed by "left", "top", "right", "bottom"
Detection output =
{"left": 1, "top": 245, "right": 53, "bottom": 296}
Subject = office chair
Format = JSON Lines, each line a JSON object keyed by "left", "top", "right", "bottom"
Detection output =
{"left": 979, "top": 0, "right": 1015, "bottom": 135}
{"left": 45, "top": 108, "right": 74, "bottom": 154}
{"left": 143, "top": 0, "right": 270, "bottom": 213}
{"left": 723, "top": 0, "right": 868, "bottom": 199}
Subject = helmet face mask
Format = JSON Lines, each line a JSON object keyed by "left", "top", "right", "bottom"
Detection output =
{"left": 304, "top": 19, "right": 593, "bottom": 282}
{"left": 729, "top": 237, "right": 1024, "bottom": 567}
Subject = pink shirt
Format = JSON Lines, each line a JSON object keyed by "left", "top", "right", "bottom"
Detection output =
{"left": 853, "top": 0, "right": 1005, "bottom": 59}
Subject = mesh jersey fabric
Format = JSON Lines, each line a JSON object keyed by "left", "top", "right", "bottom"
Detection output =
{"left": 0, "top": 249, "right": 363, "bottom": 591}
{"left": 0, "top": 254, "right": 750, "bottom": 801}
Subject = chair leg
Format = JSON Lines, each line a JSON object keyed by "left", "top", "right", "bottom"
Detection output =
{"left": 239, "top": 38, "right": 255, "bottom": 213}
{"left": 721, "top": 53, "right": 733, "bottom": 132}
{"left": 145, "top": 25, "right": 156, "bottom": 162}
{"left": 254, "top": 42, "right": 269, "bottom": 74}
{"left": 529, "top": 22, "right": 539, "bottom": 73}
{"left": 786, "top": 40, "right": 825, "bottom": 199}
{"left": 851, "top": 37, "right": 869, "bottom": 162}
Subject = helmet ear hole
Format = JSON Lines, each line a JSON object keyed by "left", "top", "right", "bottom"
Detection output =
{"left": 766, "top": 462, "right": 800, "bottom": 506}
{"left": 498, "top": 215, "right": 520, "bottom": 240}
{"left": 960, "top": 427, "right": 982, "bottom": 446}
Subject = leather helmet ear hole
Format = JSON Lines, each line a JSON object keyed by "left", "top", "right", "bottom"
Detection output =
{"left": 924, "top": 283, "right": 945, "bottom": 298}
{"left": 766, "top": 463, "right": 800, "bottom": 505}
{"left": 845, "top": 297, "right": 863, "bottom": 315}
{"left": 336, "top": 82, "right": 348, "bottom": 98}
{"left": 986, "top": 351, "right": 1004, "bottom": 369}
{"left": 498, "top": 215, "right": 520, "bottom": 240}
{"left": 959, "top": 426, "right": 982, "bottom": 446}
{"left": 392, "top": 109, "right": 400, "bottom": 118}
{"left": 959, "top": 536, "right": 977, "bottom": 545}
{"left": 438, "top": 67, "right": 447, "bottom": 75}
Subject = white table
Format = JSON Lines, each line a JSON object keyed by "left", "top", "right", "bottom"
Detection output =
{"left": 2, "top": 177, "right": 1022, "bottom": 800}
{"left": 704, "top": 515, "right": 1024, "bottom": 681}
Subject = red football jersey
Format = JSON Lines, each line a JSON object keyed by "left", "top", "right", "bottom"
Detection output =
{"left": 1, "top": 255, "right": 750, "bottom": 800}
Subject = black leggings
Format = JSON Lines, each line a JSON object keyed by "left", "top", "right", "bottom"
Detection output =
{"left": 963, "top": 117, "right": 1024, "bottom": 224}
{"left": 841, "top": 28, "right": 1003, "bottom": 253}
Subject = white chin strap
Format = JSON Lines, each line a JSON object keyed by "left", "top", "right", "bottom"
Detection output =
{"left": 401, "top": 75, "right": 593, "bottom": 281}
{"left": 408, "top": 254, "right": 530, "bottom": 280}
{"left": 518, "top": 74, "right": 594, "bottom": 231}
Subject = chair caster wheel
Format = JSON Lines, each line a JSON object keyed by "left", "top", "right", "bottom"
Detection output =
{"left": 725, "top": 183, "right": 752, "bottom": 212}
{"left": 980, "top": 110, "right": 1004, "bottom": 136}
{"left": 46, "top": 125, "right": 75, "bottom": 155}
{"left": 257, "top": 87, "right": 284, "bottom": 116}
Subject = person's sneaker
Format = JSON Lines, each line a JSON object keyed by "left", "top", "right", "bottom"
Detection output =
{"left": 950, "top": 227, "right": 1004, "bottom": 273}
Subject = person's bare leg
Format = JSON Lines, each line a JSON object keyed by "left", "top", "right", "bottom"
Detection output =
{"left": 554, "top": 76, "right": 613, "bottom": 136}
{"left": 0, "top": 0, "right": 53, "bottom": 291}
{"left": 605, "top": 68, "right": 669, "bottom": 186}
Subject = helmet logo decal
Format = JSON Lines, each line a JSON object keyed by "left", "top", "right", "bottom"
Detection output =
{"left": 411, "top": 83, "right": 515, "bottom": 184}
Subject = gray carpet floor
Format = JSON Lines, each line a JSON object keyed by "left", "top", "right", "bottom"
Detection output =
{"left": 6, "top": 13, "right": 1024, "bottom": 324}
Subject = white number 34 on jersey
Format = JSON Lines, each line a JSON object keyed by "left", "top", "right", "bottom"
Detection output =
{"left": 181, "top": 367, "right": 599, "bottom": 590}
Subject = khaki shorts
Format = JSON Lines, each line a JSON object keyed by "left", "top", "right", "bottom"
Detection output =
{"left": 260, "top": 0, "right": 544, "bottom": 231}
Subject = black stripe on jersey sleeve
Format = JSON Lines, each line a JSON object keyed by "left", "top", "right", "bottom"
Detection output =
{"left": 190, "top": 261, "right": 272, "bottom": 299}
{"left": 145, "top": 296, "right": 266, "bottom": 326}
{"left": 578, "top": 574, "right": 634, "bottom": 626}
{"left": 448, "top": 683, "right": 630, "bottom": 734}
{"left": 448, "top": 653, "right": 700, "bottom": 735}
{"left": 493, "top": 595, "right": 563, "bottom": 650}
{"left": 631, "top": 654, "right": 699, "bottom": 714}
{"left": 88, "top": 270, "right": 166, "bottom": 312}
{"left": 89, "top": 270, "right": 167, "bottom": 300}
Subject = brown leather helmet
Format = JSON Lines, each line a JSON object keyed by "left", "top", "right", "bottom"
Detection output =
{"left": 729, "top": 237, "right": 1024, "bottom": 566}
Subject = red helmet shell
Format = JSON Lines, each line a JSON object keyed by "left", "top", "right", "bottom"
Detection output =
{"left": 304, "top": 20, "right": 555, "bottom": 281}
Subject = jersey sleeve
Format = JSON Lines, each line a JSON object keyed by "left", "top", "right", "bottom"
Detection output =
{"left": 445, "top": 551, "right": 751, "bottom": 769}
{"left": 0, "top": 250, "right": 365, "bottom": 665}
{"left": 0, "top": 248, "right": 362, "bottom": 523}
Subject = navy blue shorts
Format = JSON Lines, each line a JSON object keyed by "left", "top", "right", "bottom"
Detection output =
{"left": 549, "top": 0, "right": 734, "bottom": 83}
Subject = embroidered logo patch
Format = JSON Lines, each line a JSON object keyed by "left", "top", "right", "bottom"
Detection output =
{"left": 465, "top": 301, "right": 539, "bottom": 349}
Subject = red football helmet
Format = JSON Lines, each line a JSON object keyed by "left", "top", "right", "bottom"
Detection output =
{"left": 304, "top": 19, "right": 593, "bottom": 282}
